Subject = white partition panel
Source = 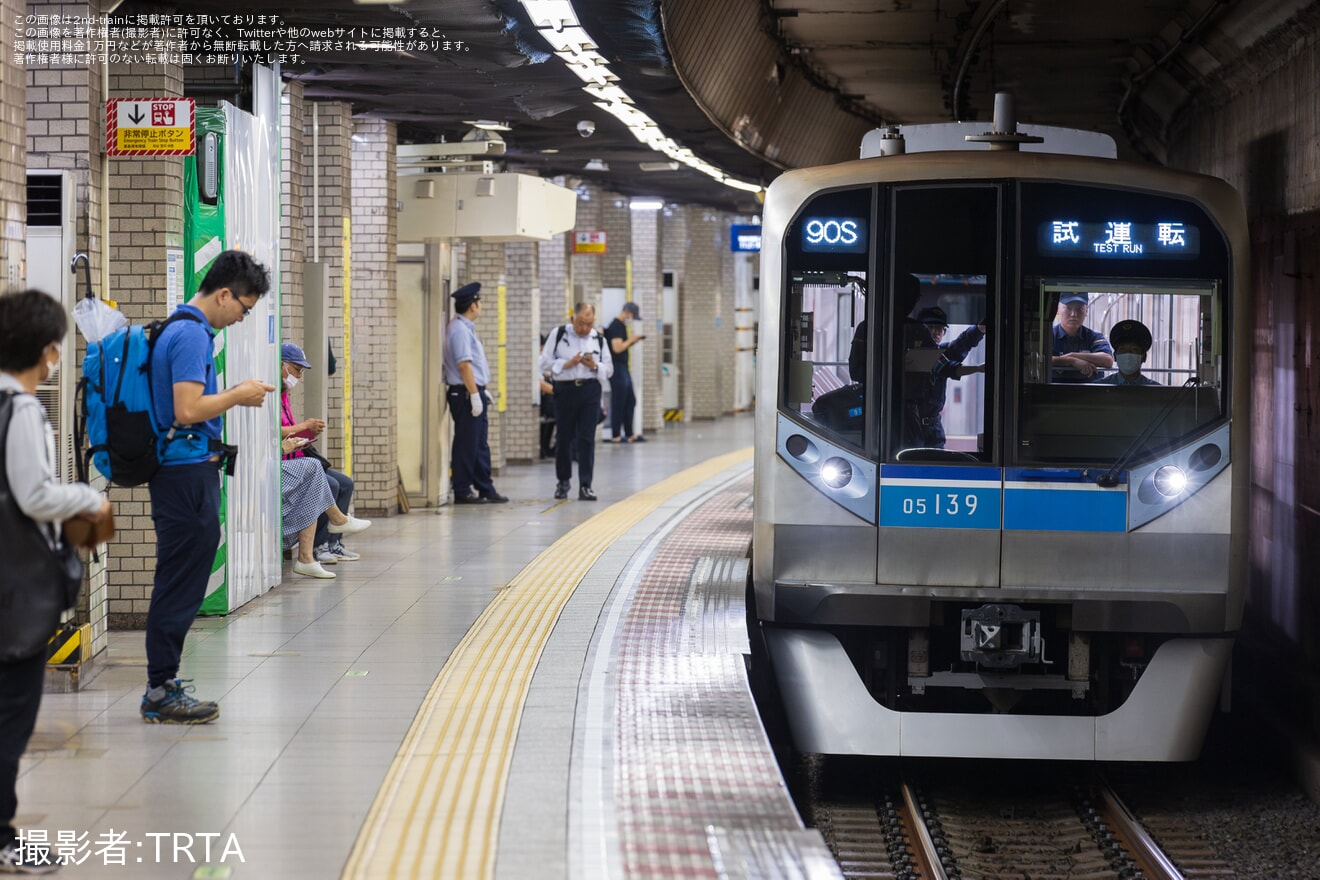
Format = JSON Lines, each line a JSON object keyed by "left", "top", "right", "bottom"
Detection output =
{"left": 220, "top": 78, "right": 282, "bottom": 608}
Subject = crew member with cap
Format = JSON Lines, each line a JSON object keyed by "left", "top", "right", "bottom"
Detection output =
{"left": 603, "top": 302, "right": 646, "bottom": 443}
{"left": 540, "top": 303, "right": 613, "bottom": 500}
{"left": 443, "top": 283, "right": 508, "bottom": 504}
{"left": 1091, "top": 320, "right": 1160, "bottom": 385}
{"left": 1051, "top": 293, "right": 1114, "bottom": 382}
{"left": 902, "top": 306, "right": 987, "bottom": 448}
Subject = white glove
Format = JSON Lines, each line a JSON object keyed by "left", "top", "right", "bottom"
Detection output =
{"left": 470, "top": 391, "right": 484, "bottom": 417}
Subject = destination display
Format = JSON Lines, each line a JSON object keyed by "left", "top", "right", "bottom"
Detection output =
{"left": 800, "top": 216, "right": 868, "bottom": 254}
{"left": 1038, "top": 219, "right": 1200, "bottom": 259}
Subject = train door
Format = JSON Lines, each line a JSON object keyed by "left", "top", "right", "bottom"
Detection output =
{"left": 876, "top": 185, "right": 1002, "bottom": 588}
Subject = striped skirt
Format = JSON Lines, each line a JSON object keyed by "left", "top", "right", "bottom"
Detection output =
{"left": 281, "top": 457, "right": 334, "bottom": 537}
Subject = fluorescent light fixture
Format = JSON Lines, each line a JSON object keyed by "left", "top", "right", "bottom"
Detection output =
{"left": 629, "top": 197, "right": 664, "bottom": 210}
{"left": 583, "top": 158, "right": 609, "bottom": 172}
{"left": 639, "top": 161, "right": 680, "bottom": 172}
{"left": 519, "top": 0, "right": 761, "bottom": 197}
{"left": 463, "top": 120, "right": 513, "bottom": 131}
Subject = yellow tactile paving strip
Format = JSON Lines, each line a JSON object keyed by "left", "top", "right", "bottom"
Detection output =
{"left": 342, "top": 447, "right": 753, "bottom": 880}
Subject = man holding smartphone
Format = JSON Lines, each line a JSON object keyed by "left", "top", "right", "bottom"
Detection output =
{"left": 540, "top": 303, "right": 612, "bottom": 501}
{"left": 603, "top": 302, "right": 646, "bottom": 443}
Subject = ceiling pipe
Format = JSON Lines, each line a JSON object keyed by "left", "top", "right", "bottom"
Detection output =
{"left": 1117, "top": 0, "right": 1230, "bottom": 164}
{"left": 950, "top": 0, "right": 1010, "bottom": 122}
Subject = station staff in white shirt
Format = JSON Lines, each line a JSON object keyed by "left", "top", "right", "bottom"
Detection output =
{"left": 540, "top": 303, "right": 612, "bottom": 501}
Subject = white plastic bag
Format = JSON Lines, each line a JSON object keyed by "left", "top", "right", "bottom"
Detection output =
{"left": 72, "top": 297, "right": 127, "bottom": 344}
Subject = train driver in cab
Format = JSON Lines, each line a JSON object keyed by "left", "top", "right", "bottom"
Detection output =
{"left": 1050, "top": 293, "right": 1114, "bottom": 382}
{"left": 1091, "top": 319, "right": 1160, "bottom": 386}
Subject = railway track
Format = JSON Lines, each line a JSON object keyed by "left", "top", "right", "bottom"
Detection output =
{"left": 810, "top": 765, "right": 1236, "bottom": 880}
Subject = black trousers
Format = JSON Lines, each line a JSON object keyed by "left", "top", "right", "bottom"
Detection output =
{"left": 446, "top": 386, "right": 495, "bottom": 497}
{"left": 610, "top": 366, "right": 635, "bottom": 438}
{"left": 0, "top": 650, "right": 48, "bottom": 848}
{"left": 146, "top": 461, "right": 222, "bottom": 688}
{"left": 554, "top": 381, "right": 602, "bottom": 488}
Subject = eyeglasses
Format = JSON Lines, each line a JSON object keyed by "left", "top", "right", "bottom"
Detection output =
{"left": 232, "top": 292, "right": 253, "bottom": 317}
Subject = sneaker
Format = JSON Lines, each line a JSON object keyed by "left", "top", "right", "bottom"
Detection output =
{"left": 328, "top": 515, "right": 371, "bottom": 535}
{"left": 0, "top": 840, "right": 58, "bottom": 874}
{"left": 140, "top": 679, "right": 219, "bottom": 725}
{"left": 554, "top": 481, "right": 570, "bottom": 500}
{"left": 293, "top": 560, "right": 336, "bottom": 579}
{"left": 314, "top": 544, "right": 339, "bottom": 565}
{"left": 329, "top": 542, "right": 360, "bottom": 562}
{"left": 453, "top": 492, "right": 486, "bottom": 505}
{"left": 579, "top": 486, "right": 597, "bottom": 501}
{"left": 481, "top": 491, "right": 509, "bottom": 503}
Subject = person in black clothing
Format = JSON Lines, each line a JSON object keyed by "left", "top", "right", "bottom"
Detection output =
{"left": 602, "top": 302, "right": 646, "bottom": 443}
{"left": 902, "top": 306, "right": 986, "bottom": 448}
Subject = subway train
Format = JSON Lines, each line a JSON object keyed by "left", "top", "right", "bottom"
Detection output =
{"left": 750, "top": 105, "right": 1249, "bottom": 761}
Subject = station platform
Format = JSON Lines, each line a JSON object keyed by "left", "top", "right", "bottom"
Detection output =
{"left": 17, "top": 414, "right": 839, "bottom": 879}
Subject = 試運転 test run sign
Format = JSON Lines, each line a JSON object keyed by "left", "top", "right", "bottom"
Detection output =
{"left": 106, "top": 98, "right": 195, "bottom": 157}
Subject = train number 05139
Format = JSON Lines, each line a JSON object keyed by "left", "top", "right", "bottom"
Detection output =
{"left": 902, "top": 493, "right": 979, "bottom": 516}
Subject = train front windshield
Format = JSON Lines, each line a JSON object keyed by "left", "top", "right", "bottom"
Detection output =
{"left": 781, "top": 179, "right": 1229, "bottom": 468}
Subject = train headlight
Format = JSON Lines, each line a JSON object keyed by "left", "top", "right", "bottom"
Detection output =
{"left": 820, "top": 457, "right": 853, "bottom": 489}
{"left": 1153, "top": 465, "right": 1187, "bottom": 497}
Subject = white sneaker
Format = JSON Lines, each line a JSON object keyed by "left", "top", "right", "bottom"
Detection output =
{"left": 0, "top": 840, "right": 58, "bottom": 873}
{"left": 330, "top": 543, "right": 360, "bottom": 561}
{"left": 328, "top": 515, "right": 371, "bottom": 536}
{"left": 293, "top": 560, "right": 336, "bottom": 579}
{"left": 314, "top": 545, "right": 338, "bottom": 565}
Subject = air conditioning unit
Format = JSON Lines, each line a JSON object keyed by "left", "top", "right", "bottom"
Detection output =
{"left": 397, "top": 171, "right": 577, "bottom": 242}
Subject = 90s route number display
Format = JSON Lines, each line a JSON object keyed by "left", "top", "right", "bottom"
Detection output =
{"left": 800, "top": 216, "right": 868, "bottom": 253}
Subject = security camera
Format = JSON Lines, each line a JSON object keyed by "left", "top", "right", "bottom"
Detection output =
{"left": 577, "top": 120, "right": 595, "bottom": 138}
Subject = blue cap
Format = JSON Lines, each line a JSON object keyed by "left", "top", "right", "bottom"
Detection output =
{"left": 1059, "top": 293, "right": 1090, "bottom": 306}
{"left": 281, "top": 342, "right": 312, "bottom": 369}
{"left": 916, "top": 306, "right": 948, "bottom": 326}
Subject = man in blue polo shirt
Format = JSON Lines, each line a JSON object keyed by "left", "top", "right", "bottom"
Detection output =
{"left": 1051, "top": 293, "right": 1114, "bottom": 383}
{"left": 141, "top": 250, "right": 275, "bottom": 724}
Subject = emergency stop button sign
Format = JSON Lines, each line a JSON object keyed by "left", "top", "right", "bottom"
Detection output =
{"left": 106, "top": 98, "right": 196, "bottom": 157}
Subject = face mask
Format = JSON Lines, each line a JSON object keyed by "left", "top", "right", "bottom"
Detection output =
{"left": 283, "top": 374, "right": 300, "bottom": 390}
{"left": 1115, "top": 353, "right": 1143, "bottom": 374}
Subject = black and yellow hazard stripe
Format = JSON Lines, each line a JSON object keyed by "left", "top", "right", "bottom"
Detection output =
{"left": 46, "top": 623, "right": 90, "bottom": 666}
{"left": 663, "top": 408, "right": 683, "bottom": 422}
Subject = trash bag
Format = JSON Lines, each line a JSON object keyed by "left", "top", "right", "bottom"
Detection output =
{"left": 72, "top": 297, "right": 127, "bottom": 344}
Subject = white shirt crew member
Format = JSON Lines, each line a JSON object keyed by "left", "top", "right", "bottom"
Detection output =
{"left": 540, "top": 325, "right": 613, "bottom": 384}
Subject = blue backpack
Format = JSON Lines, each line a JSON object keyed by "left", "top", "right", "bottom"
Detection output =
{"left": 76, "top": 311, "right": 206, "bottom": 487}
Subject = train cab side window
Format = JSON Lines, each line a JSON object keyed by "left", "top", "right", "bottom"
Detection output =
{"left": 781, "top": 187, "right": 874, "bottom": 449}
{"left": 784, "top": 273, "right": 868, "bottom": 447}
{"left": 888, "top": 186, "right": 998, "bottom": 463}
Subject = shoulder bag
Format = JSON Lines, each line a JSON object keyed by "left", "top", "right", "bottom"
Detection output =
{"left": 0, "top": 391, "right": 85, "bottom": 662}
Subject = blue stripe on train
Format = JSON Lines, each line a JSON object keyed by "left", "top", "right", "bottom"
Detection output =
{"left": 1002, "top": 487, "right": 1127, "bottom": 532}
{"left": 879, "top": 464, "right": 1001, "bottom": 481}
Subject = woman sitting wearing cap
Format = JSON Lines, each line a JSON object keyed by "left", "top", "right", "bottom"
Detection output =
{"left": 1091, "top": 320, "right": 1161, "bottom": 386}
{"left": 277, "top": 342, "right": 371, "bottom": 579}
{"left": 279, "top": 343, "right": 361, "bottom": 564}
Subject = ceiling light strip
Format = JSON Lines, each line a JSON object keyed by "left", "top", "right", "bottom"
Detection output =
{"left": 519, "top": 0, "right": 761, "bottom": 195}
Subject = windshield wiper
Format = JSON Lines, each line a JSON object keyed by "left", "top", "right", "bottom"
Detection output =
{"left": 1096, "top": 377, "right": 1201, "bottom": 487}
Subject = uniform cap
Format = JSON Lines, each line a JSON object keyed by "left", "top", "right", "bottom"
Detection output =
{"left": 621, "top": 302, "right": 641, "bottom": 319}
{"left": 281, "top": 342, "right": 312, "bottom": 369}
{"left": 916, "top": 306, "right": 949, "bottom": 326}
{"left": 1059, "top": 293, "right": 1090, "bottom": 305}
{"left": 1108, "top": 319, "right": 1153, "bottom": 351}
{"left": 452, "top": 282, "right": 482, "bottom": 307}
